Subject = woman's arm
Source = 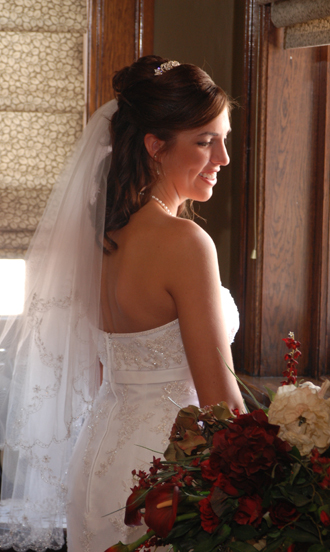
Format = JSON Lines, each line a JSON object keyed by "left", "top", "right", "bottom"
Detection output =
{"left": 165, "top": 220, "right": 245, "bottom": 412}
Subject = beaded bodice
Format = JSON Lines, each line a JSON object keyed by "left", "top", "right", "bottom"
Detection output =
{"left": 96, "top": 286, "right": 239, "bottom": 384}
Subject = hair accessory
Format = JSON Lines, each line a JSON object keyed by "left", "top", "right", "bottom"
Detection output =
{"left": 154, "top": 60, "right": 180, "bottom": 76}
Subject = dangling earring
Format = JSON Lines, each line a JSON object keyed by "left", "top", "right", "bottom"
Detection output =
{"left": 154, "top": 152, "right": 160, "bottom": 176}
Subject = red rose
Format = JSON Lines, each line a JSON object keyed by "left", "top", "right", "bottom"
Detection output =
{"left": 269, "top": 501, "right": 299, "bottom": 528}
{"left": 215, "top": 473, "right": 239, "bottom": 496}
{"left": 209, "top": 410, "right": 291, "bottom": 493}
{"left": 199, "top": 494, "right": 219, "bottom": 533}
{"left": 233, "top": 494, "right": 263, "bottom": 526}
{"left": 200, "top": 459, "right": 218, "bottom": 481}
{"left": 320, "top": 510, "right": 330, "bottom": 527}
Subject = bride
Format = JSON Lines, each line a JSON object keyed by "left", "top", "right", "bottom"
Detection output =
{"left": 0, "top": 55, "right": 244, "bottom": 552}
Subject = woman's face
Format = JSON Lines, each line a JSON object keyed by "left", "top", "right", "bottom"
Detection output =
{"left": 160, "top": 108, "right": 231, "bottom": 204}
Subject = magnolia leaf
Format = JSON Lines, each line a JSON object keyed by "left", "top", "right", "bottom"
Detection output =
{"left": 212, "top": 402, "right": 233, "bottom": 421}
{"left": 177, "top": 430, "right": 206, "bottom": 454}
{"left": 164, "top": 441, "right": 187, "bottom": 462}
{"left": 179, "top": 405, "right": 200, "bottom": 418}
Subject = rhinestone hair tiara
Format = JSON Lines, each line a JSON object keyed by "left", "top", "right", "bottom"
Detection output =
{"left": 154, "top": 60, "right": 180, "bottom": 76}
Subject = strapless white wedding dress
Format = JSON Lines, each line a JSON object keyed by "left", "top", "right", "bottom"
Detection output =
{"left": 66, "top": 287, "right": 239, "bottom": 552}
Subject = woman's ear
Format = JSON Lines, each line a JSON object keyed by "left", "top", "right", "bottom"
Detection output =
{"left": 144, "top": 134, "right": 164, "bottom": 159}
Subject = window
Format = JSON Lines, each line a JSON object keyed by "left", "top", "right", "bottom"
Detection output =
{"left": 0, "top": 259, "right": 25, "bottom": 316}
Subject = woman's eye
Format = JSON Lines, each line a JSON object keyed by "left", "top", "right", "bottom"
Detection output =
{"left": 197, "top": 141, "right": 212, "bottom": 147}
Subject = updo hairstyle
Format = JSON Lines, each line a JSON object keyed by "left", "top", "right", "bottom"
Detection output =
{"left": 104, "top": 55, "right": 230, "bottom": 250}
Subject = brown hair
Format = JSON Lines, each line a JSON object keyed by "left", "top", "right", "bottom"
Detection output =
{"left": 104, "top": 55, "right": 230, "bottom": 251}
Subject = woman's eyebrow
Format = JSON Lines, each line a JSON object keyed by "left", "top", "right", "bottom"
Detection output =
{"left": 197, "top": 128, "right": 232, "bottom": 137}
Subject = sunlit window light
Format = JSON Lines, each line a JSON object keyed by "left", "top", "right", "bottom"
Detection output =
{"left": 0, "top": 259, "right": 26, "bottom": 316}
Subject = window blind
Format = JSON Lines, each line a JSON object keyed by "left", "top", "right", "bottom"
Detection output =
{"left": 256, "top": 0, "right": 330, "bottom": 49}
{"left": 0, "top": 0, "right": 86, "bottom": 258}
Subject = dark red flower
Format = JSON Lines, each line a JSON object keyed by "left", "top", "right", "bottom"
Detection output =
{"left": 104, "top": 544, "right": 127, "bottom": 552}
{"left": 124, "top": 486, "right": 147, "bottom": 526}
{"left": 215, "top": 473, "right": 239, "bottom": 496}
{"left": 320, "top": 510, "right": 330, "bottom": 527}
{"left": 144, "top": 483, "right": 179, "bottom": 538}
{"left": 200, "top": 459, "right": 218, "bottom": 481}
{"left": 269, "top": 501, "right": 300, "bottom": 528}
{"left": 233, "top": 494, "right": 263, "bottom": 526}
{"left": 199, "top": 494, "right": 219, "bottom": 533}
{"left": 209, "top": 410, "right": 291, "bottom": 493}
{"left": 283, "top": 337, "right": 301, "bottom": 350}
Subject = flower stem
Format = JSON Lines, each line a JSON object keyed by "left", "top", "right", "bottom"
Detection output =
{"left": 125, "top": 529, "right": 156, "bottom": 552}
{"left": 174, "top": 512, "right": 199, "bottom": 522}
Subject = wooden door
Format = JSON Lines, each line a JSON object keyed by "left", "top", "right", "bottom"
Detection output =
{"left": 235, "top": 0, "right": 330, "bottom": 380}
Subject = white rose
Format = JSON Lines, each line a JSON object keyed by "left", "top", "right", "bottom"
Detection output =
{"left": 268, "top": 381, "right": 330, "bottom": 456}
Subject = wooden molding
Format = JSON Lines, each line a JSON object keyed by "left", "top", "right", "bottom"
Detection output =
{"left": 313, "top": 46, "right": 330, "bottom": 376}
{"left": 86, "top": 0, "right": 154, "bottom": 119}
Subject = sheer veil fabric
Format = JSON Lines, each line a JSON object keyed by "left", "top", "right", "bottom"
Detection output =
{"left": 0, "top": 100, "right": 118, "bottom": 551}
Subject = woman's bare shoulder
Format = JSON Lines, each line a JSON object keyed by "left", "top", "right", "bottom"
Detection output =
{"left": 165, "top": 217, "right": 218, "bottom": 264}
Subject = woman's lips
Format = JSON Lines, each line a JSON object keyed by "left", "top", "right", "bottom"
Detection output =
{"left": 198, "top": 172, "right": 218, "bottom": 185}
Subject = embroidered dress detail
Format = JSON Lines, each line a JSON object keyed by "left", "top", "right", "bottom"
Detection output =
{"left": 66, "top": 286, "right": 239, "bottom": 551}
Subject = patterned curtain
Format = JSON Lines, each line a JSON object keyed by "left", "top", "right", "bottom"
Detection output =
{"left": 256, "top": 0, "right": 330, "bottom": 49}
{"left": 0, "top": 0, "right": 86, "bottom": 258}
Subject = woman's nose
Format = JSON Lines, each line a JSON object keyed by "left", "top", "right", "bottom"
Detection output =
{"left": 211, "top": 143, "right": 230, "bottom": 166}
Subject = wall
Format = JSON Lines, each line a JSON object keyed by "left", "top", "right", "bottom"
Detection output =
{"left": 154, "top": 0, "right": 245, "bottom": 289}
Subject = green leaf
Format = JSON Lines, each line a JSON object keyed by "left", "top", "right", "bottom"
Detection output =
{"left": 288, "top": 446, "right": 301, "bottom": 460}
{"left": 264, "top": 386, "right": 276, "bottom": 402}
{"left": 283, "top": 528, "right": 319, "bottom": 543}
{"left": 289, "top": 462, "right": 301, "bottom": 484}
{"left": 294, "top": 519, "right": 319, "bottom": 537}
{"left": 228, "top": 542, "right": 259, "bottom": 552}
{"left": 231, "top": 524, "right": 259, "bottom": 540}
{"left": 191, "top": 528, "right": 230, "bottom": 552}
{"left": 261, "top": 537, "right": 286, "bottom": 552}
{"left": 165, "top": 518, "right": 197, "bottom": 539}
{"left": 287, "top": 492, "right": 312, "bottom": 507}
{"left": 307, "top": 546, "right": 329, "bottom": 552}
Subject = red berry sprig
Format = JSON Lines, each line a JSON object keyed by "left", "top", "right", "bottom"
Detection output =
{"left": 281, "top": 332, "right": 301, "bottom": 386}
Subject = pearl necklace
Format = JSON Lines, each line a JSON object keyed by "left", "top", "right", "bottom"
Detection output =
{"left": 151, "top": 195, "right": 175, "bottom": 217}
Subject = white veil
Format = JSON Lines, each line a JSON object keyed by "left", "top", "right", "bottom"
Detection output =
{"left": 0, "top": 99, "right": 118, "bottom": 551}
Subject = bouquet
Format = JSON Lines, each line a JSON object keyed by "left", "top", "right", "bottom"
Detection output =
{"left": 106, "top": 335, "right": 330, "bottom": 552}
